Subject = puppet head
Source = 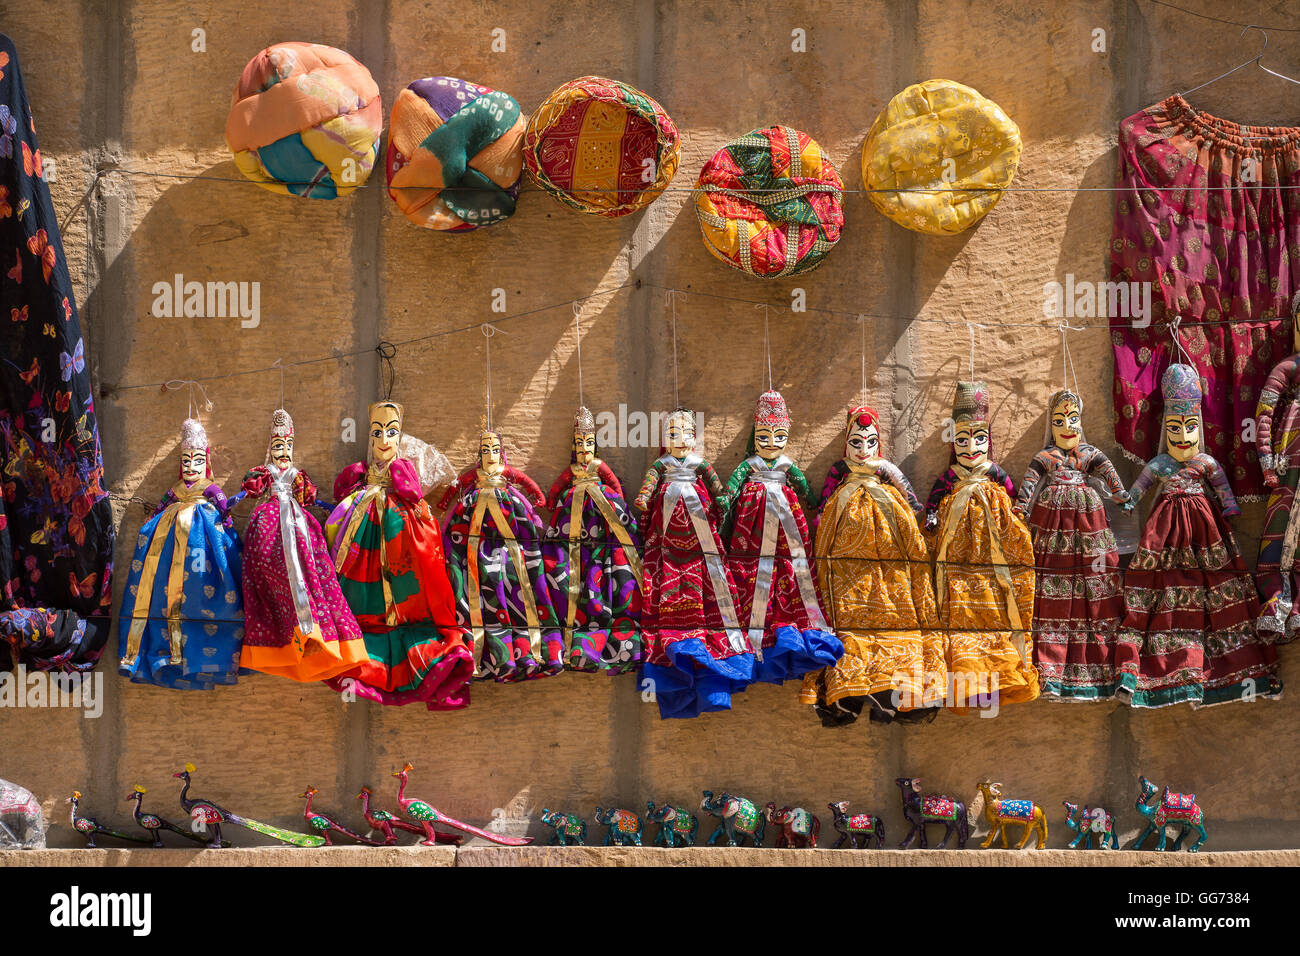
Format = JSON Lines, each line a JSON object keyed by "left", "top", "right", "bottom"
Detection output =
{"left": 1161, "top": 363, "right": 1202, "bottom": 462}
{"left": 844, "top": 403, "right": 881, "bottom": 468}
{"left": 367, "top": 401, "right": 403, "bottom": 466}
{"left": 266, "top": 408, "right": 295, "bottom": 469}
{"left": 752, "top": 390, "right": 790, "bottom": 461}
{"left": 951, "top": 380, "right": 991, "bottom": 469}
{"left": 662, "top": 407, "right": 697, "bottom": 458}
{"left": 178, "top": 418, "right": 211, "bottom": 484}
{"left": 478, "top": 428, "right": 504, "bottom": 470}
{"left": 572, "top": 406, "right": 598, "bottom": 466}
{"left": 1047, "top": 389, "right": 1083, "bottom": 452}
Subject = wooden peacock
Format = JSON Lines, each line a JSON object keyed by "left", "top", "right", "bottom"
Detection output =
{"left": 391, "top": 762, "right": 532, "bottom": 847}
{"left": 357, "top": 785, "right": 459, "bottom": 845}
{"left": 68, "top": 790, "right": 152, "bottom": 848}
{"left": 173, "top": 762, "right": 324, "bottom": 848}
{"left": 128, "top": 784, "right": 227, "bottom": 847}
{"left": 299, "top": 787, "right": 385, "bottom": 846}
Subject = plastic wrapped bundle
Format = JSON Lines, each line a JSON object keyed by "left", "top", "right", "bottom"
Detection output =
{"left": 0, "top": 778, "right": 46, "bottom": 849}
{"left": 225, "top": 41, "right": 382, "bottom": 199}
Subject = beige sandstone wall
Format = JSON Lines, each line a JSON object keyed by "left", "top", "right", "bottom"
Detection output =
{"left": 3, "top": 0, "right": 1298, "bottom": 852}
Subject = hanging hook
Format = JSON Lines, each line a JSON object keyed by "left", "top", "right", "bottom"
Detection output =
{"left": 374, "top": 341, "right": 397, "bottom": 401}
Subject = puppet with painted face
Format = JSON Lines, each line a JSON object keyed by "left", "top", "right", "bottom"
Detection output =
{"left": 799, "top": 403, "right": 943, "bottom": 726}
{"left": 118, "top": 418, "right": 245, "bottom": 689}
{"left": 236, "top": 409, "right": 367, "bottom": 682}
{"left": 324, "top": 401, "right": 473, "bottom": 709}
{"left": 1014, "top": 389, "right": 1129, "bottom": 701}
{"left": 633, "top": 407, "right": 753, "bottom": 719}
{"left": 721, "top": 390, "right": 841, "bottom": 687}
{"left": 541, "top": 407, "right": 642, "bottom": 674}
{"left": 1254, "top": 290, "right": 1300, "bottom": 641}
{"left": 923, "top": 381, "right": 1039, "bottom": 711}
{"left": 1118, "top": 364, "right": 1281, "bottom": 707}
{"left": 439, "top": 427, "right": 563, "bottom": 681}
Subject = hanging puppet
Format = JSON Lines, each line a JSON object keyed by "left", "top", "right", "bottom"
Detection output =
{"left": 1119, "top": 364, "right": 1282, "bottom": 707}
{"left": 324, "top": 401, "right": 473, "bottom": 709}
{"left": 1014, "top": 390, "right": 1129, "bottom": 700}
{"left": 800, "top": 402, "right": 943, "bottom": 725}
{"left": 1255, "top": 290, "right": 1300, "bottom": 642}
{"left": 439, "top": 427, "right": 564, "bottom": 680}
{"left": 924, "top": 381, "right": 1039, "bottom": 710}
{"left": 634, "top": 407, "right": 753, "bottom": 718}
{"left": 118, "top": 418, "right": 244, "bottom": 689}
{"left": 542, "top": 407, "right": 642, "bottom": 673}
{"left": 722, "top": 390, "right": 841, "bottom": 684}
{"left": 235, "top": 409, "right": 367, "bottom": 681}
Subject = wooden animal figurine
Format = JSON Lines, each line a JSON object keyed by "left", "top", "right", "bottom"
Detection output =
{"left": 540, "top": 809, "right": 587, "bottom": 846}
{"left": 895, "top": 777, "right": 968, "bottom": 849}
{"left": 127, "top": 785, "right": 223, "bottom": 847}
{"left": 1134, "top": 776, "right": 1207, "bottom": 852}
{"left": 645, "top": 801, "right": 698, "bottom": 847}
{"left": 173, "top": 763, "right": 325, "bottom": 848}
{"left": 764, "top": 803, "right": 820, "bottom": 848}
{"left": 827, "top": 801, "right": 885, "bottom": 849}
{"left": 593, "top": 806, "right": 643, "bottom": 846}
{"left": 299, "top": 787, "right": 385, "bottom": 846}
{"left": 974, "top": 781, "right": 1048, "bottom": 849}
{"left": 389, "top": 763, "right": 531, "bottom": 846}
{"left": 700, "top": 790, "right": 765, "bottom": 847}
{"left": 1063, "top": 800, "right": 1118, "bottom": 850}
{"left": 357, "top": 785, "right": 458, "bottom": 846}
{"left": 68, "top": 790, "right": 152, "bottom": 848}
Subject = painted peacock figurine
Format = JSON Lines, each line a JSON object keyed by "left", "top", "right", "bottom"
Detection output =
{"left": 68, "top": 790, "right": 152, "bottom": 848}
{"left": 173, "top": 763, "right": 325, "bottom": 848}
{"left": 391, "top": 762, "right": 532, "bottom": 847}
{"left": 299, "top": 787, "right": 385, "bottom": 846}
{"left": 357, "top": 785, "right": 459, "bottom": 846}
{"left": 128, "top": 784, "right": 226, "bottom": 847}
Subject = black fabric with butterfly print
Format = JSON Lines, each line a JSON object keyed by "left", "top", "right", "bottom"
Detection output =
{"left": 0, "top": 35, "right": 113, "bottom": 672}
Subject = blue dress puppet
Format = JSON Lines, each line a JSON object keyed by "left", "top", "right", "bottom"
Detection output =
{"left": 118, "top": 418, "right": 244, "bottom": 688}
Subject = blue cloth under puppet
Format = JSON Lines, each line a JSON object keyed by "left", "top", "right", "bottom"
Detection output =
{"left": 117, "top": 484, "right": 244, "bottom": 689}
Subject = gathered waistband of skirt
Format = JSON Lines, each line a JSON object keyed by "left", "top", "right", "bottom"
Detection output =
{"left": 1158, "top": 94, "right": 1300, "bottom": 154}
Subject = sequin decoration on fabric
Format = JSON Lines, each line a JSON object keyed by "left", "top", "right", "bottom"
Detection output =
{"left": 524, "top": 75, "right": 679, "bottom": 217}
{"left": 862, "top": 79, "right": 1021, "bottom": 236}
{"left": 386, "top": 76, "right": 524, "bottom": 230}
{"left": 225, "top": 41, "right": 382, "bottom": 199}
{"left": 921, "top": 795, "right": 956, "bottom": 820}
{"left": 0, "top": 35, "right": 113, "bottom": 673}
{"left": 1109, "top": 95, "right": 1300, "bottom": 500}
{"left": 695, "top": 125, "right": 844, "bottom": 278}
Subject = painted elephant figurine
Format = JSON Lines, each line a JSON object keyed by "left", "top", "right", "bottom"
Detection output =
{"left": 540, "top": 808, "right": 586, "bottom": 846}
{"left": 1063, "top": 800, "right": 1118, "bottom": 849}
{"left": 646, "top": 800, "right": 698, "bottom": 847}
{"left": 1133, "top": 776, "right": 1207, "bottom": 852}
{"left": 827, "top": 801, "right": 885, "bottom": 849}
{"left": 700, "top": 790, "right": 765, "bottom": 847}
{"left": 764, "top": 803, "right": 819, "bottom": 848}
{"left": 594, "top": 806, "right": 642, "bottom": 846}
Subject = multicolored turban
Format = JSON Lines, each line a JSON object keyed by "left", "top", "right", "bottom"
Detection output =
{"left": 524, "top": 75, "right": 680, "bottom": 217}
{"left": 862, "top": 79, "right": 1021, "bottom": 236}
{"left": 695, "top": 126, "right": 844, "bottom": 278}
{"left": 386, "top": 76, "right": 525, "bottom": 231}
{"left": 225, "top": 42, "right": 382, "bottom": 199}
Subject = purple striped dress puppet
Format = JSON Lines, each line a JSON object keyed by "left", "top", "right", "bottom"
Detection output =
{"left": 1255, "top": 291, "right": 1300, "bottom": 642}
{"left": 542, "top": 407, "right": 642, "bottom": 673}
{"left": 439, "top": 429, "right": 564, "bottom": 680}
{"left": 721, "top": 390, "right": 841, "bottom": 684}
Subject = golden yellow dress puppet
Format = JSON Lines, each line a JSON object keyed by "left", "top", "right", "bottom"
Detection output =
{"left": 923, "top": 382, "right": 1038, "bottom": 709}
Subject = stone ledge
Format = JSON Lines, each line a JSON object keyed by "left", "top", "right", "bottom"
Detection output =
{"left": 4, "top": 846, "right": 1296, "bottom": 866}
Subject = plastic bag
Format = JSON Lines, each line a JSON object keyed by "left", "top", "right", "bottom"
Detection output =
{"left": 0, "top": 778, "right": 46, "bottom": 848}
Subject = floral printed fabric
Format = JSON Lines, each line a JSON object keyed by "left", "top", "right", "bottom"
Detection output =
{"left": 0, "top": 35, "right": 112, "bottom": 672}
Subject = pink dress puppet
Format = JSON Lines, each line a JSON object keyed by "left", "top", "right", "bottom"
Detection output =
{"left": 721, "top": 390, "right": 841, "bottom": 684}
{"left": 634, "top": 407, "right": 754, "bottom": 719}
{"left": 438, "top": 429, "right": 564, "bottom": 681}
{"left": 234, "top": 409, "right": 368, "bottom": 682}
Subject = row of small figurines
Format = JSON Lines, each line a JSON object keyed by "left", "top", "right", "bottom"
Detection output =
{"left": 66, "top": 769, "right": 1207, "bottom": 853}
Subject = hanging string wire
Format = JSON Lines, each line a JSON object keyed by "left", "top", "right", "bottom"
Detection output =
{"left": 270, "top": 357, "right": 285, "bottom": 410}
{"left": 666, "top": 289, "right": 681, "bottom": 409}
{"left": 375, "top": 341, "right": 397, "bottom": 400}
{"left": 1169, "top": 315, "right": 1196, "bottom": 366}
{"left": 1059, "top": 321, "right": 1085, "bottom": 397}
{"left": 756, "top": 303, "right": 773, "bottom": 391}
{"left": 481, "top": 323, "right": 505, "bottom": 431}
{"left": 860, "top": 314, "right": 868, "bottom": 400}
{"left": 966, "top": 323, "right": 986, "bottom": 378}
{"left": 162, "top": 379, "right": 212, "bottom": 418}
{"left": 572, "top": 300, "right": 585, "bottom": 408}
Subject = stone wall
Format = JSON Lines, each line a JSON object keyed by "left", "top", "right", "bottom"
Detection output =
{"left": 3, "top": 0, "right": 1298, "bottom": 851}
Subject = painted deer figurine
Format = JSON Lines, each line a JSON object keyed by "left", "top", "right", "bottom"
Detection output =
{"left": 1133, "top": 776, "right": 1207, "bottom": 852}
{"left": 1063, "top": 800, "right": 1118, "bottom": 849}
{"left": 895, "top": 777, "right": 968, "bottom": 849}
{"left": 974, "top": 781, "right": 1048, "bottom": 849}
